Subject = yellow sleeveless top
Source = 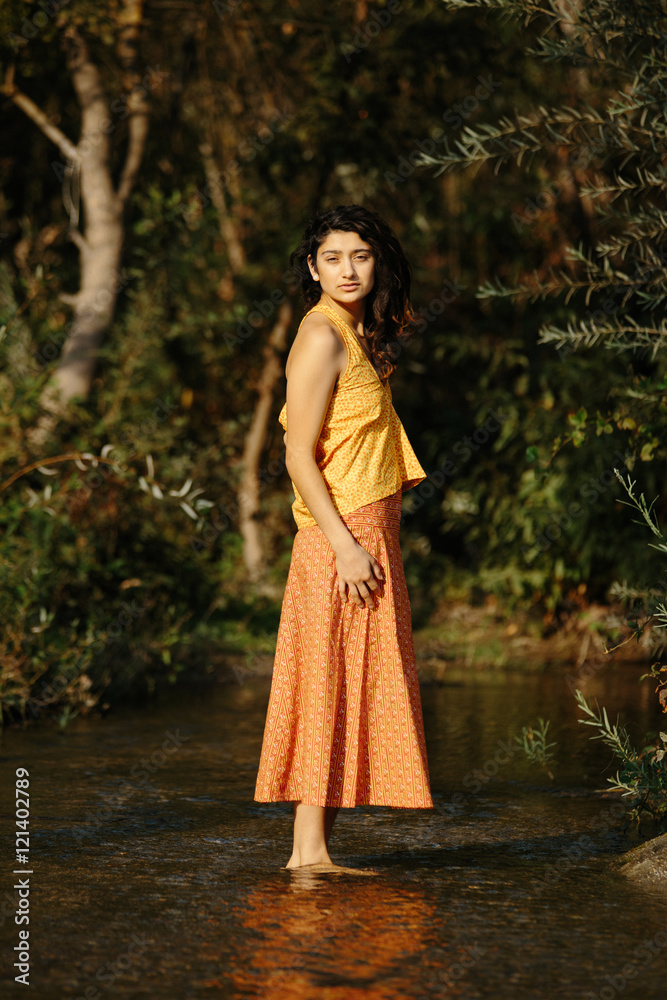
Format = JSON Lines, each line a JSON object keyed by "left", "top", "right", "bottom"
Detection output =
{"left": 279, "top": 299, "right": 426, "bottom": 530}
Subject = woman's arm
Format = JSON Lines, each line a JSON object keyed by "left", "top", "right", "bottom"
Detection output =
{"left": 284, "top": 314, "right": 384, "bottom": 609}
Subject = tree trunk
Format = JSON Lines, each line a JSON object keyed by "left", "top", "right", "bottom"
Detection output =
{"left": 238, "top": 300, "right": 292, "bottom": 585}
{"left": 195, "top": 29, "right": 246, "bottom": 302}
{"left": 198, "top": 139, "right": 247, "bottom": 301}
{"left": 44, "top": 22, "right": 124, "bottom": 411}
{"left": 4, "top": 0, "right": 149, "bottom": 437}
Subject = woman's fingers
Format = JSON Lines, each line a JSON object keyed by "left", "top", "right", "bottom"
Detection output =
{"left": 353, "top": 579, "right": 377, "bottom": 610}
{"left": 339, "top": 575, "right": 363, "bottom": 608}
{"left": 335, "top": 544, "right": 384, "bottom": 609}
{"left": 372, "top": 556, "right": 385, "bottom": 582}
{"left": 338, "top": 576, "right": 373, "bottom": 608}
{"left": 361, "top": 581, "right": 378, "bottom": 603}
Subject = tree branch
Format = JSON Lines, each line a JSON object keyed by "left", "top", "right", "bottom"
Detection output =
{"left": 3, "top": 66, "right": 79, "bottom": 163}
{"left": 115, "top": 0, "right": 150, "bottom": 206}
{"left": 68, "top": 229, "right": 89, "bottom": 256}
{"left": 199, "top": 141, "right": 247, "bottom": 274}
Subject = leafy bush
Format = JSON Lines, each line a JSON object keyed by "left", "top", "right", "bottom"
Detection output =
{"left": 575, "top": 690, "right": 667, "bottom": 831}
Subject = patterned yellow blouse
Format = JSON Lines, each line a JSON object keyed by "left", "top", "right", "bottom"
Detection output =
{"left": 279, "top": 299, "right": 426, "bottom": 530}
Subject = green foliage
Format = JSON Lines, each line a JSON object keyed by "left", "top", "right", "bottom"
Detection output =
{"left": 575, "top": 689, "right": 667, "bottom": 831}
{"left": 641, "top": 663, "right": 667, "bottom": 715}
{"left": 607, "top": 472, "right": 667, "bottom": 648}
{"left": 4, "top": 0, "right": 667, "bottom": 720}
{"left": 422, "top": 2, "right": 667, "bottom": 823}
{"left": 0, "top": 446, "right": 223, "bottom": 720}
{"left": 513, "top": 717, "right": 557, "bottom": 780}
{"left": 568, "top": 471, "right": 667, "bottom": 831}
{"left": 407, "top": 0, "right": 667, "bottom": 609}
{"left": 433, "top": 0, "right": 667, "bottom": 362}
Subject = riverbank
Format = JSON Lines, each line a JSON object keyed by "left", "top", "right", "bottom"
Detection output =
{"left": 412, "top": 598, "right": 657, "bottom": 678}
{"left": 3, "top": 599, "right": 657, "bottom": 726}
{"left": 212, "top": 599, "right": 657, "bottom": 686}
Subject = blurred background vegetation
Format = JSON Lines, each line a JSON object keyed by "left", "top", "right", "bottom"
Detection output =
{"left": 1, "top": 0, "right": 665, "bottom": 722}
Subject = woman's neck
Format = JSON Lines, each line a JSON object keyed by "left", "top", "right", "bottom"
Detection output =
{"left": 319, "top": 293, "right": 366, "bottom": 336}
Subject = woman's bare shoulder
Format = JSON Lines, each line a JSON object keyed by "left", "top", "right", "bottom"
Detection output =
{"left": 298, "top": 309, "right": 345, "bottom": 344}
{"left": 286, "top": 310, "right": 346, "bottom": 377}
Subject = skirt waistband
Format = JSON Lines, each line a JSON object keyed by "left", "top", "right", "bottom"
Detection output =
{"left": 340, "top": 490, "right": 402, "bottom": 530}
{"left": 296, "top": 490, "right": 403, "bottom": 534}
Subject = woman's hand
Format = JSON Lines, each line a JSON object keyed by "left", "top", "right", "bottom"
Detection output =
{"left": 335, "top": 540, "right": 385, "bottom": 609}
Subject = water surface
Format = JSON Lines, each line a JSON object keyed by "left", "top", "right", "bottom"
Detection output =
{"left": 1, "top": 662, "right": 666, "bottom": 999}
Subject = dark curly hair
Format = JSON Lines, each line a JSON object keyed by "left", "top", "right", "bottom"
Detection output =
{"left": 289, "top": 204, "right": 414, "bottom": 382}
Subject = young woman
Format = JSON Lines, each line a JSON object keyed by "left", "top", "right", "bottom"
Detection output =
{"left": 254, "top": 204, "right": 434, "bottom": 872}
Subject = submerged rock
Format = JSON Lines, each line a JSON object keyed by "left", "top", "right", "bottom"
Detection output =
{"left": 620, "top": 833, "right": 667, "bottom": 884}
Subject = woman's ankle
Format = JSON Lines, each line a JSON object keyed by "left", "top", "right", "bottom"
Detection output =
{"left": 286, "top": 847, "right": 332, "bottom": 868}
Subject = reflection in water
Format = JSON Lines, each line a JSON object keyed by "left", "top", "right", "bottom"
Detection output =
{"left": 1, "top": 663, "right": 667, "bottom": 999}
{"left": 231, "top": 876, "right": 437, "bottom": 999}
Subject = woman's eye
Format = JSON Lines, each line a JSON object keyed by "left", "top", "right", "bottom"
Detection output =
{"left": 321, "top": 255, "right": 370, "bottom": 263}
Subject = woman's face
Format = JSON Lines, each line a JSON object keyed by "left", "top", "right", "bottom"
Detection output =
{"left": 307, "top": 230, "right": 375, "bottom": 305}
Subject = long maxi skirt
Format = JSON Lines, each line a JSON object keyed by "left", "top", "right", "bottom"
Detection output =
{"left": 253, "top": 489, "right": 434, "bottom": 809}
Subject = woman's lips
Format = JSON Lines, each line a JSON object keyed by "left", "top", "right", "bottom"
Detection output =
{"left": 339, "top": 284, "right": 359, "bottom": 289}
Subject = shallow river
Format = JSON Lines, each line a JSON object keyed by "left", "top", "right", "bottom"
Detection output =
{"left": 1, "top": 661, "right": 667, "bottom": 999}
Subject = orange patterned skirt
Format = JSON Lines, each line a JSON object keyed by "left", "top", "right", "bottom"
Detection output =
{"left": 254, "top": 490, "right": 434, "bottom": 809}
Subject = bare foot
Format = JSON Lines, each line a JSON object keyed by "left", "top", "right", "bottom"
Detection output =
{"left": 281, "top": 861, "right": 379, "bottom": 875}
{"left": 284, "top": 853, "right": 332, "bottom": 870}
